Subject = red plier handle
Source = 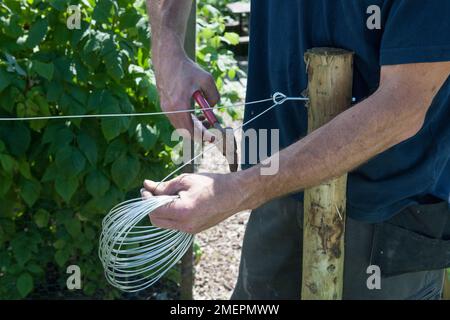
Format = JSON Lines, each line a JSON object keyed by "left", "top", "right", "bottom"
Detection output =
{"left": 192, "top": 90, "right": 238, "bottom": 172}
{"left": 193, "top": 90, "right": 219, "bottom": 127}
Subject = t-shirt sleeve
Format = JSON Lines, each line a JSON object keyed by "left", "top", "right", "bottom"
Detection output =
{"left": 380, "top": 0, "right": 450, "bottom": 65}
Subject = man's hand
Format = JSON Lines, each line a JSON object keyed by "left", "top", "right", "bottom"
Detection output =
{"left": 141, "top": 173, "right": 245, "bottom": 234}
{"left": 148, "top": 0, "right": 220, "bottom": 139}
{"left": 153, "top": 47, "right": 219, "bottom": 140}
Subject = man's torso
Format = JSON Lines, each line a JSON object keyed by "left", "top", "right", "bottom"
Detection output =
{"left": 242, "top": 0, "right": 450, "bottom": 222}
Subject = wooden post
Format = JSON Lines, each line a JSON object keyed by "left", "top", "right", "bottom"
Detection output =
{"left": 444, "top": 270, "right": 450, "bottom": 300}
{"left": 301, "top": 48, "right": 353, "bottom": 300}
{"left": 180, "top": 0, "right": 196, "bottom": 301}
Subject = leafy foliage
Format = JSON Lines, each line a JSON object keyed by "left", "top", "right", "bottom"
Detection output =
{"left": 0, "top": 0, "right": 177, "bottom": 299}
{"left": 196, "top": 1, "right": 246, "bottom": 119}
{"left": 0, "top": 0, "right": 245, "bottom": 299}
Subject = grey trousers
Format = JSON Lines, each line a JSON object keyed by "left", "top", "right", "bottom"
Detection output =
{"left": 232, "top": 197, "right": 449, "bottom": 300}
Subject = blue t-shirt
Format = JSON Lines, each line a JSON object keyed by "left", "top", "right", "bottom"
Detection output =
{"left": 242, "top": 0, "right": 450, "bottom": 222}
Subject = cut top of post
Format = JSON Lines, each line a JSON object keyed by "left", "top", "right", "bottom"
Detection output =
{"left": 304, "top": 47, "right": 354, "bottom": 132}
{"left": 305, "top": 47, "right": 354, "bottom": 57}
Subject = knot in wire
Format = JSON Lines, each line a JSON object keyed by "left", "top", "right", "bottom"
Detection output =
{"left": 272, "top": 92, "right": 288, "bottom": 105}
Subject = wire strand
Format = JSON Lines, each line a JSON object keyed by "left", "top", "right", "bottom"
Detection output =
{"left": 0, "top": 97, "right": 277, "bottom": 121}
{"left": 158, "top": 93, "right": 305, "bottom": 184}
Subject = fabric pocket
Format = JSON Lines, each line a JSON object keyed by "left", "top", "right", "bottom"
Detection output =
{"left": 370, "top": 202, "right": 450, "bottom": 277}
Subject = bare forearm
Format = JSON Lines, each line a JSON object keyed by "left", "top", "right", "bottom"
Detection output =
{"left": 238, "top": 85, "right": 427, "bottom": 210}
{"left": 147, "top": 0, "right": 193, "bottom": 61}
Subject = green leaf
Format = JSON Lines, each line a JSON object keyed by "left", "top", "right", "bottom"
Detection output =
{"left": 104, "top": 52, "right": 124, "bottom": 81}
{"left": 93, "top": 0, "right": 114, "bottom": 24}
{"left": 223, "top": 32, "right": 240, "bottom": 46}
{"left": 21, "top": 179, "right": 41, "bottom": 207}
{"left": 17, "top": 273, "right": 33, "bottom": 298}
{"left": 26, "top": 18, "right": 48, "bottom": 48}
{"left": 67, "top": 85, "right": 87, "bottom": 105}
{"left": 45, "top": 127, "right": 74, "bottom": 154}
{"left": 0, "top": 172, "right": 12, "bottom": 196}
{"left": 55, "top": 249, "right": 70, "bottom": 267}
{"left": 83, "top": 283, "right": 96, "bottom": 296}
{"left": 41, "top": 163, "right": 58, "bottom": 182}
{"left": 100, "top": 34, "right": 115, "bottom": 56}
{"left": 11, "top": 234, "right": 31, "bottom": 267}
{"left": 2, "top": 15, "right": 23, "bottom": 38}
{"left": 101, "top": 118, "right": 122, "bottom": 141}
{"left": 27, "top": 263, "right": 44, "bottom": 275}
{"left": 78, "top": 133, "right": 98, "bottom": 165}
{"left": 34, "top": 209, "right": 50, "bottom": 228}
{"left": 228, "top": 68, "right": 236, "bottom": 80}
{"left": 0, "top": 69, "right": 12, "bottom": 93}
{"left": 135, "top": 123, "right": 159, "bottom": 150}
{"left": 0, "top": 87, "right": 16, "bottom": 113}
{"left": 18, "top": 159, "right": 32, "bottom": 179}
{"left": 0, "top": 123, "right": 30, "bottom": 156}
{"left": 111, "top": 154, "right": 140, "bottom": 190}
{"left": 79, "top": 238, "right": 93, "bottom": 254}
{"left": 54, "top": 239, "right": 66, "bottom": 249}
{"left": 55, "top": 176, "right": 79, "bottom": 203}
{"left": 64, "top": 218, "right": 81, "bottom": 238}
{"left": 0, "top": 154, "right": 16, "bottom": 173}
{"left": 46, "top": 81, "right": 63, "bottom": 102}
{"left": 87, "top": 89, "right": 103, "bottom": 111}
{"left": 5, "top": 53, "right": 26, "bottom": 77}
{"left": 54, "top": 56, "right": 73, "bottom": 82}
{"left": 86, "top": 170, "right": 110, "bottom": 198}
{"left": 97, "top": 92, "right": 127, "bottom": 141}
{"left": 84, "top": 226, "right": 96, "bottom": 240}
{"left": 104, "top": 139, "right": 126, "bottom": 164}
{"left": 49, "top": 0, "right": 70, "bottom": 11}
{"left": 31, "top": 60, "right": 54, "bottom": 81}
{"left": 55, "top": 146, "right": 86, "bottom": 177}
{"left": 119, "top": 10, "right": 141, "bottom": 29}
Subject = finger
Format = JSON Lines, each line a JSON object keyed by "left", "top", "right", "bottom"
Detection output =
{"left": 195, "top": 114, "right": 211, "bottom": 129}
{"left": 149, "top": 197, "right": 186, "bottom": 221}
{"left": 167, "top": 112, "right": 194, "bottom": 140}
{"left": 200, "top": 75, "right": 220, "bottom": 107}
{"left": 202, "top": 120, "right": 211, "bottom": 129}
{"left": 140, "top": 188, "right": 153, "bottom": 199}
{"left": 149, "top": 216, "right": 178, "bottom": 231}
{"left": 144, "top": 178, "right": 184, "bottom": 196}
{"left": 161, "top": 95, "right": 194, "bottom": 138}
{"left": 191, "top": 114, "right": 216, "bottom": 142}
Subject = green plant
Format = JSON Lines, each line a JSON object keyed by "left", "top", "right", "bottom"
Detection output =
{"left": 199, "top": 0, "right": 249, "bottom": 14}
{"left": 0, "top": 0, "right": 246, "bottom": 300}
{"left": 0, "top": 0, "right": 177, "bottom": 299}
{"left": 196, "top": 1, "right": 246, "bottom": 120}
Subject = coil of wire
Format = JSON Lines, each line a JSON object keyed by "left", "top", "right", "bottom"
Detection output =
{"left": 98, "top": 195, "right": 194, "bottom": 292}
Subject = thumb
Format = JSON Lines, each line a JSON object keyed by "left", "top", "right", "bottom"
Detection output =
{"left": 144, "top": 178, "right": 184, "bottom": 196}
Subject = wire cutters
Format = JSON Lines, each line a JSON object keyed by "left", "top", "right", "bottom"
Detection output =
{"left": 193, "top": 90, "right": 238, "bottom": 172}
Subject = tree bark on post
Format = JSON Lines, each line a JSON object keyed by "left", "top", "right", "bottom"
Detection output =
{"left": 180, "top": 0, "right": 196, "bottom": 301}
{"left": 301, "top": 48, "right": 353, "bottom": 300}
{"left": 444, "top": 271, "right": 450, "bottom": 300}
